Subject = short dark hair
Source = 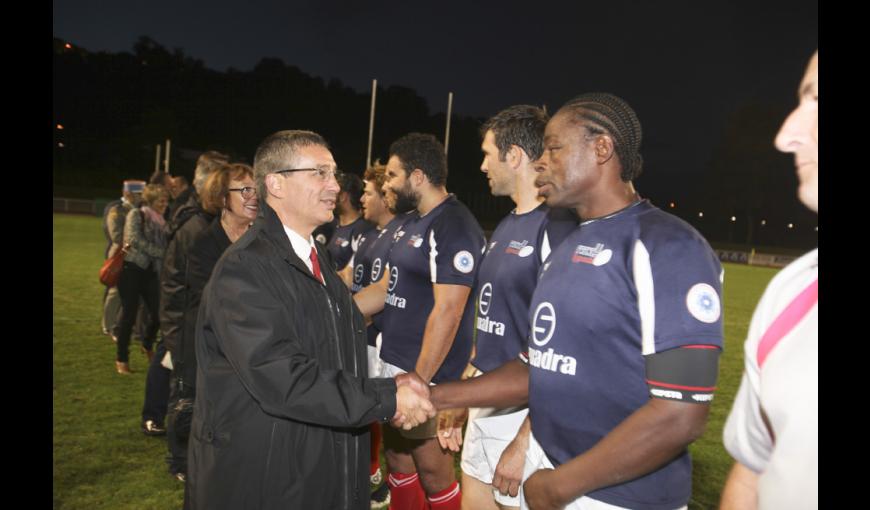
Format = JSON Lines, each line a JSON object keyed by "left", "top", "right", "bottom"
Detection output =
{"left": 388, "top": 133, "right": 447, "bottom": 187}
{"left": 481, "top": 105, "right": 549, "bottom": 162}
{"left": 558, "top": 93, "right": 643, "bottom": 182}
{"left": 253, "top": 130, "right": 330, "bottom": 200}
{"left": 338, "top": 172, "right": 365, "bottom": 211}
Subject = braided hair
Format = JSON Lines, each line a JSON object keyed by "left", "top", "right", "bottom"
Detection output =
{"left": 558, "top": 93, "right": 643, "bottom": 182}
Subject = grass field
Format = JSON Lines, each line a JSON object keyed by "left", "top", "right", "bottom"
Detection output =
{"left": 53, "top": 213, "right": 780, "bottom": 510}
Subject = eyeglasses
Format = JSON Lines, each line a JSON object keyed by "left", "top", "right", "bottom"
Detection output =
{"left": 275, "top": 167, "right": 342, "bottom": 182}
{"left": 228, "top": 187, "right": 257, "bottom": 200}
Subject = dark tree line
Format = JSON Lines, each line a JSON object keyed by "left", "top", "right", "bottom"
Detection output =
{"left": 53, "top": 36, "right": 512, "bottom": 224}
{"left": 54, "top": 36, "right": 815, "bottom": 247}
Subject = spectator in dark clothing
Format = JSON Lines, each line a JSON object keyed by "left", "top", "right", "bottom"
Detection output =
{"left": 158, "top": 150, "right": 228, "bottom": 480}
{"left": 166, "top": 175, "right": 191, "bottom": 222}
{"left": 166, "top": 162, "right": 258, "bottom": 486}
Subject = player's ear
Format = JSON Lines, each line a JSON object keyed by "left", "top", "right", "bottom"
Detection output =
{"left": 594, "top": 135, "right": 615, "bottom": 165}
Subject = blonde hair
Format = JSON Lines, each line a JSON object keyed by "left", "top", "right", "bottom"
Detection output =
{"left": 141, "top": 184, "right": 169, "bottom": 207}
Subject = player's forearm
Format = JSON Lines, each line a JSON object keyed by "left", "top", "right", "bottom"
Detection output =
{"left": 719, "top": 462, "right": 759, "bottom": 510}
{"left": 549, "top": 398, "right": 710, "bottom": 502}
{"left": 415, "top": 303, "right": 463, "bottom": 382}
{"left": 353, "top": 280, "right": 387, "bottom": 316}
{"left": 430, "top": 359, "right": 529, "bottom": 409}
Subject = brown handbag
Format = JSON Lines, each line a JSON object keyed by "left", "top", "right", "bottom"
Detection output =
{"left": 99, "top": 245, "right": 127, "bottom": 287}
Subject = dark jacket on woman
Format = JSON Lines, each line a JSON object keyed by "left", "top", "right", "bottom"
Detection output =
{"left": 187, "top": 202, "right": 398, "bottom": 510}
{"left": 159, "top": 191, "right": 215, "bottom": 358}
{"left": 176, "top": 217, "right": 231, "bottom": 387}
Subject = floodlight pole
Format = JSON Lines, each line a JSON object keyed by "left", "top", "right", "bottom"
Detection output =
{"left": 444, "top": 92, "right": 454, "bottom": 156}
{"left": 367, "top": 79, "right": 377, "bottom": 168}
{"left": 164, "top": 139, "right": 171, "bottom": 173}
{"left": 154, "top": 144, "right": 162, "bottom": 174}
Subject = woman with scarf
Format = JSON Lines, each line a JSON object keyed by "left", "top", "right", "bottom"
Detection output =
{"left": 115, "top": 184, "right": 170, "bottom": 374}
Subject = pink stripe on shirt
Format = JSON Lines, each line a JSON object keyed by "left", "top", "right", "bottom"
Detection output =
{"left": 757, "top": 279, "right": 818, "bottom": 368}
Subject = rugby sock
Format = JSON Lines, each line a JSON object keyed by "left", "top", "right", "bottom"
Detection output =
{"left": 370, "top": 422, "right": 382, "bottom": 478}
{"left": 387, "top": 471, "right": 427, "bottom": 510}
{"left": 426, "top": 481, "right": 461, "bottom": 510}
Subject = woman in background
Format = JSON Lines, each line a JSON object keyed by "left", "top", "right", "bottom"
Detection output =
{"left": 115, "top": 184, "right": 169, "bottom": 374}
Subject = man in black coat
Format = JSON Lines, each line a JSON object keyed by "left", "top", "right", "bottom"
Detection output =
{"left": 187, "top": 130, "right": 435, "bottom": 510}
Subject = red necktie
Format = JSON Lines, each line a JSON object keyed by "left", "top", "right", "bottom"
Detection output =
{"left": 309, "top": 246, "right": 323, "bottom": 284}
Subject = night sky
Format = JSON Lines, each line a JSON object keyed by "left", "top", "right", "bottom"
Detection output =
{"left": 53, "top": 0, "right": 818, "bottom": 207}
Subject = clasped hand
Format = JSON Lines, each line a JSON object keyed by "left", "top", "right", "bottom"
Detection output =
{"left": 392, "top": 372, "right": 436, "bottom": 430}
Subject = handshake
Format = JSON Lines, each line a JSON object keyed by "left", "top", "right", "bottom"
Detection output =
{"left": 391, "top": 372, "right": 437, "bottom": 430}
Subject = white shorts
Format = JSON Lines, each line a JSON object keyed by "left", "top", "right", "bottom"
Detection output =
{"left": 459, "top": 368, "right": 528, "bottom": 507}
{"left": 519, "top": 432, "right": 687, "bottom": 510}
{"left": 367, "top": 332, "right": 384, "bottom": 377}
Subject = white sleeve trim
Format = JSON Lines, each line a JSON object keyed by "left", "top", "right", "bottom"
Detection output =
{"left": 429, "top": 229, "right": 438, "bottom": 283}
{"left": 633, "top": 239, "right": 656, "bottom": 355}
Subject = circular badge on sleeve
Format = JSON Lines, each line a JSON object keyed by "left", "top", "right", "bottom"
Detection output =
{"left": 686, "top": 283, "right": 721, "bottom": 323}
{"left": 453, "top": 251, "right": 474, "bottom": 273}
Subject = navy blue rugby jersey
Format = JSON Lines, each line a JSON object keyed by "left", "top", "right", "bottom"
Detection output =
{"left": 350, "top": 213, "right": 414, "bottom": 346}
{"left": 526, "top": 200, "right": 723, "bottom": 510}
{"left": 379, "top": 195, "right": 485, "bottom": 383}
{"left": 326, "top": 216, "right": 376, "bottom": 271}
{"left": 470, "top": 205, "right": 576, "bottom": 373}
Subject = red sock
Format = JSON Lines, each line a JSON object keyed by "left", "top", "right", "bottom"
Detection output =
{"left": 427, "top": 481, "right": 461, "bottom": 510}
{"left": 370, "top": 422, "right": 382, "bottom": 477}
{"left": 387, "top": 471, "right": 427, "bottom": 510}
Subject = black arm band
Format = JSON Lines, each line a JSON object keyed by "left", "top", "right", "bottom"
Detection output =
{"left": 645, "top": 346, "right": 720, "bottom": 404}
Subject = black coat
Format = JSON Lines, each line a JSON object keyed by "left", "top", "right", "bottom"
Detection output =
{"left": 187, "top": 202, "right": 398, "bottom": 510}
{"left": 174, "top": 217, "right": 232, "bottom": 386}
{"left": 159, "top": 193, "right": 214, "bottom": 357}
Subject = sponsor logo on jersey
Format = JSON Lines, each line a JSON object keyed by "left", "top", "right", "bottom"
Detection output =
{"left": 370, "top": 258, "right": 383, "bottom": 282}
{"left": 528, "top": 347, "right": 577, "bottom": 375}
{"left": 478, "top": 283, "right": 493, "bottom": 315}
{"left": 572, "top": 243, "right": 606, "bottom": 264}
{"left": 691, "top": 393, "right": 714, "bottom": 402}
{"left": 531, "top": 302, "right": 556, "bottom": 346}
{"left": 476, "top": 282, "right": 505, "bottom": 336}
{"left": 505, "top": 240, "right": 530, "bottom": 256}
{"left": 353, "top": 264, "right": 364, "bottom": 284}
{"left": 388, "top": 266, "right": 399, "bottom": 291}
{"left": 385, "top": 267, "right": 406, "bottom": 308}
{"left": 686, "top": 283, "right": 721, "bottom": 324}
{"left": 408, "top": 234, "right": 423, "bottom": 248}
{"left": 393, "top": 229, "right": 406, "bottom": 242}
{"left": 453, "top": 251, "right": 474, "bottom": 273}
{"left": 335, "top": 237, "right": 350, "bottom": 248}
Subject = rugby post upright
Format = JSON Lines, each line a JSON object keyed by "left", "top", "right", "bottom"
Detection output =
{"left": 163, "top": 139, "right": 171, "bottom": 173}
{"left": 367, "top": 79, "right": 377, "bottom": 168}
{"left": 154, "top": 144, "right": 161, "bottom": 174}
{"left": 444, "top": 91, "right": 454, "bottom": 156}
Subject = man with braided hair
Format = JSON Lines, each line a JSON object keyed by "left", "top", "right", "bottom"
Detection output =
{"left": 429, "top": 93, "right": 723, "bottom": 510}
